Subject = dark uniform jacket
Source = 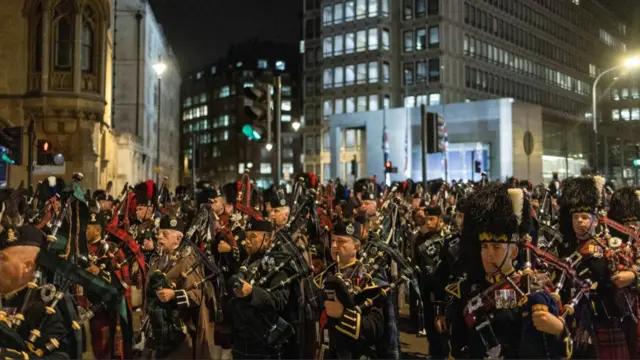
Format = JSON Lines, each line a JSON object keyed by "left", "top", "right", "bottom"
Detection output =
{"left": 227, "top": 251, "right": 295, "bottom": 359}
{"left": 317, "top": 262, "right": 393, "bottom": 360}
{"left": 447, "top": 272, "right": 571, "bottom": 359}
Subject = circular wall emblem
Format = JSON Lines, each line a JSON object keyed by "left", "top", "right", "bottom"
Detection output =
{"left": 523, "top": 131, "right": 534, "bottom": 156}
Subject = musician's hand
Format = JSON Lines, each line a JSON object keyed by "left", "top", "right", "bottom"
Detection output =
{"left": 532, "top": 311, "right": 564, "bottom": 336}
{"left": 218, "top": 241, "right": 232, "bottom": 253}
{"left": 324, "top": 300, "right": 344, "bottom": 319}
{"left": 234, "top": 280, "right": 253, "bottom": 297}
{"left": 435, "top": 316, "right": 448, "bottom": 333}
{"left": 156, "top": 288, "right": 175, "bottom": 303}
{"left": 611, "top": 271, "right": 636, "bottom": 288}
{"left": 143, "top": 239, "right": 154, "bottom": 251}
{"left": 87, "top": 265, "right": 100, "bottom": 276}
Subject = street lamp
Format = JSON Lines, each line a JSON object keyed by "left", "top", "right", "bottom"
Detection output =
{"left": 592, "top": 56, "right": 640, "bottom": 173}
{"left": 292, "top": 121, "right": 301, "bottom": 132}
{"left": 266, "top": 143, "right": 273, "bottom": 151}
{"left": 153, "top": 58, "right": 167, "bottom": 185}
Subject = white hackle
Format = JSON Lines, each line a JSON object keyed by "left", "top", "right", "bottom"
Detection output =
{"left": 594, "top": 176, "right": 605, "bottom": 205}
{"left": 507, "top": 188, "right": 524, "bottom": 225}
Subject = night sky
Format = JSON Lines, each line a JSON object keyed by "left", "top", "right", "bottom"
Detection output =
{"left": 148, "top": 0, "right": 302, "bottom": 73}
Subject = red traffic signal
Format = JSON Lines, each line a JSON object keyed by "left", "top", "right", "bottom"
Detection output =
{"left": 37, "top": 139, "right": 54, "bottom": 165}
{"left": 385, "top": 161, "right": 392, "bottom": 168}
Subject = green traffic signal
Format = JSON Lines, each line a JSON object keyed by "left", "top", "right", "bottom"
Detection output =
{"left": 1, "top": 153, "right": 14, "bottom": 164}
{"left": 242, "top": 124, "right": 262, "bottom": 141}
{"left": 634, "top": 159, "right": 640, "bottom": 167}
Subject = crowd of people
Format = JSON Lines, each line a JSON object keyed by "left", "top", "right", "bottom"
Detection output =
{"left": 0, "top": 169, "right": 640, "bottom": 359}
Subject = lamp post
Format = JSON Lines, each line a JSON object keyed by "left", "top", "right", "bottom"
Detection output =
{"left": 152, "top": 59, "right": 167, "bottom": 185}
{"left": 591, "top": 56, "right": 640, "bottom": 173}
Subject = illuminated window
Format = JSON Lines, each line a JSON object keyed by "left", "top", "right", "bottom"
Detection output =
{"left": 258, "top": 59, "right": 268, "bottom": 69}
{"left": 260, "top": 163, "right": 272, "bottom": 174}
{"left": 275, "top": 61, "right": 286, "bottom": 71}
{"left": 281, "top": 114, "right": 292, "bottom": 122}
{"left": 334, "top": 66, "right": 344, "bottom": 87}
{"left": 323, "top": 99, "right": 333, "bottom": 116}
{"left": 333, "top": 3, "right": 343, "bottom": 24}
{"left": 282, "top": 100, "right": 292, "bottom": 112}
{"left": 219, "top": 86, "right": 230, "bottom": 98}
{"left": 356, "top": 30, "right": 367, "bottom": 52}
{"left": 368, "top": 28, "right": 378, "bottom": 50}
{"left": 323, "top": 6, "right": 333, "bottom": 25}
{"left": 335, "top": 99, "right": 344, "bottom": 114}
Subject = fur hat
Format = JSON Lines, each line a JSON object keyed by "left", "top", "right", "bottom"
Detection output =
{"left": 457, "top": 182, "right": 530, "bottom": 281}
{"left": 222, "top": 183, "right": 237, "bottom": 204}
{"left": 557, "top": 176, "right": 605, "bottom": 248}
{"left": 133, "top": 180, "right": 158, "bottom": 207}
{"left": 466, "top": 182, "right": 531, "bottom": 244}
{"left": 608, "top": 187, "right": 640, "bottom": 224}
{"left": 558, "top": 176, "right": 604, "bottom": 216}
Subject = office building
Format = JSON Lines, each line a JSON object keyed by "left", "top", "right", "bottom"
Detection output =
{"left": 302, "top": 0, "right": 638, "bottom": 184}
{"left": 180, "top": 40, "right": 302, "bottom": 188}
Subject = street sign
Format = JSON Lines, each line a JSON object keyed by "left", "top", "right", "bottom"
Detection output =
{"left": 32, "top": 163, "right": 65, "bottom": 175}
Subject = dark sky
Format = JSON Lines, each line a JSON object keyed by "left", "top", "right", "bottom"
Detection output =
{"left": 149, "top": 0, "right": 302, "bottom": 73}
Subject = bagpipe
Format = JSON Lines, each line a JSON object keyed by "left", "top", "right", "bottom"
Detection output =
{"left": 104, "top": 183, "right": 146, "bottom": 285}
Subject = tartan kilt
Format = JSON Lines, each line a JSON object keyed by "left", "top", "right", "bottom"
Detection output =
{"left": 595, "top": 326, "right": 630, "bottom": 360}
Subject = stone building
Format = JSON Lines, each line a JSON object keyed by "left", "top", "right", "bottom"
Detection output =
{"left": 112, "top": 0, "right": 181, "bottom": 192}
{"left": 0, "top": 0, "right": 118, "bottom": 189}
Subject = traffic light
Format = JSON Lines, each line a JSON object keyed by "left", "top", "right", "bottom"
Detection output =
{"left": 426, "top": 112, "right": 446, "bottom": 154}
{"left": 243, "top": 84, "right": 272, "bottom": 141}
{"left": 0, "top": 127, "right": 22, "bottom": 165}
{"left": 474, "top": 160, "right": 482, "bottom": 173}
{"left": 633, "top": 159, "right": 640, "bottom": 167}
{"left": 37, "top": 140, "right": 54, "bottom": 165}
{"left": 384, "top": 161, "right": 398, "bottom": 173}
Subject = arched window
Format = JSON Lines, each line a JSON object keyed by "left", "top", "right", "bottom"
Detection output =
{"left": 81, "top": 23, "right": 93, "bottom": 71}
{"left": 54, "top": 16, "right": 73, "bottom": 69}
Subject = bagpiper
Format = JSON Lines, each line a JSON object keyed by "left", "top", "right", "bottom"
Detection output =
{"left": 316, "top": 217, "right": 399, "bottom": 359}
{"left": 139, "top": 214, "right": 213, "bottom": 359}
{"left": 559, "top": 177, "right": 640, "bottom": 359}
{"left": 447, "top": 182, "right": 571, "bottom": 359}
{"left": 0, "top": 224, "right": 72, "bottom": 359}
{"left": 227, "top": 217, "right": 296, "bottom": 359}
{"left": 267, "top": 185, "right": 290, "bottom": 232}
{"left": 131, "top": 180, "right": 161, "bottom": 263}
